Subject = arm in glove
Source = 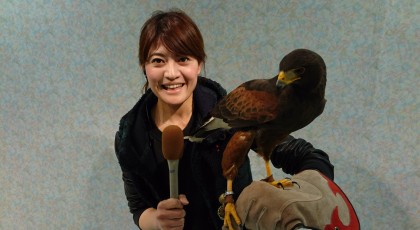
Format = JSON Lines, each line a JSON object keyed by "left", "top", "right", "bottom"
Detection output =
{"left": 270, "top": 136, "right": 334, "bottom": 180}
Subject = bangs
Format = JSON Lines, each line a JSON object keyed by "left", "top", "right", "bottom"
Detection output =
{"left": 158, "top": 32, "right": 194, "bottom": 57}
{"left": 139, "top": 10, "right": 206, "bottom": 66}
{"left": 155, "top": 14, "right": 204, "bottom": 61}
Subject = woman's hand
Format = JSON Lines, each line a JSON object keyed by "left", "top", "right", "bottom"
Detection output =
{"left": 155, "top": 194, "right": 189, "bottom": 230}
{"left": 139, "top": 195, "right": 189, "bottom": 230}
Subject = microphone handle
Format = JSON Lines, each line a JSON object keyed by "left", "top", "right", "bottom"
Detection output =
{"left": 167, "top": 160, "right": 179, "bottom": 198}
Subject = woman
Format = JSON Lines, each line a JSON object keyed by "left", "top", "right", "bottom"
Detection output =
{"left": 114, "top": 9, "right": 334, "bottom": 230}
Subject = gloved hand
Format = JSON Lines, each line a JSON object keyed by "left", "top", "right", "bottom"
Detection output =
{"left": 271, "top": 137, "right": 334, "bottom": 180}
{"left": 234, "top": 170, "right": 360, "bottom": 230}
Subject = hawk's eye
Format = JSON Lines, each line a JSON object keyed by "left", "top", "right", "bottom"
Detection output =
{"left": 294, "top": 67, "right": 305, "bottom": 75}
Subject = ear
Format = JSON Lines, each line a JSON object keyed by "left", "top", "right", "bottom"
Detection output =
{"left": 197, "top": 62, "right": 203, "bottom": 75}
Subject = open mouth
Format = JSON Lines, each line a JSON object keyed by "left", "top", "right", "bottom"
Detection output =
{"left": 162, "top": 83, "right": 184, "bottom": 90}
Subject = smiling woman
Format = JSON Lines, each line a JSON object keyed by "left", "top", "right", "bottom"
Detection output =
{"left": 114, "top": 9, "right": 252, "bottom": 230}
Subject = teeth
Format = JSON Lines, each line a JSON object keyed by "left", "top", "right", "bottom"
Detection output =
{"left": 165, "top": 84, "right": 183, "bottom": 89}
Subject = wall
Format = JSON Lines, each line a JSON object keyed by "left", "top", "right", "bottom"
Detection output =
{"left": 1, "top": 0, "right": 418, "bottom": 229}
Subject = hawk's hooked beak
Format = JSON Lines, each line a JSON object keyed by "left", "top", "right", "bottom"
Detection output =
{"left": 276, "top": 69, "right": 302, "bottom": 88}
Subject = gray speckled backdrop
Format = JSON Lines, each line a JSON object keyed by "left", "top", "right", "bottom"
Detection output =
{"left": 1, "top": 0, "right": 419, "bottom": 229}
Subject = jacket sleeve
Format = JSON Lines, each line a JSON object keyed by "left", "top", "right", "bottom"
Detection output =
{"left": 270, "top": 136, "right": 334, "bottom": 180}
{"left": 122, "top": 171, "right": 148, "bottom": 228}
{"left": 115, "top": 131, "right": 148, "bottom": 228}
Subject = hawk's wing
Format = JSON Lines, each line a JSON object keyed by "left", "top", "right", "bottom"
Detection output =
{"left": 212, "top": 77, "right": 280, "bottom": 128}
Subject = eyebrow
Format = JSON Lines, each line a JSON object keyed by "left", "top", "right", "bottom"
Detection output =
{"left": 147, "top": 52, "right": 190, "bottom": 61}
{"left": 148, "top": 52, "right": 166, "bottom": 58}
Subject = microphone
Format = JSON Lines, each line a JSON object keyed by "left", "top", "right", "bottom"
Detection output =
{"left": 162, "top": 125, "right": 184, "bottom": 198}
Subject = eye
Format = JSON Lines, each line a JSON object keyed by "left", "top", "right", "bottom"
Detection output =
{"left": 150, "top": 58, "right": 164, "bottom": 63}
{"left": 294, "top": 67, "right": 305, "bottom": 75}
{"left": 178, "top": 57, "right": 190, "bottom": 62}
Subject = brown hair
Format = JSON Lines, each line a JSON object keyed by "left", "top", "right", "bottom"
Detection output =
{"left": 139, "top": 9, "right": 206, "bottom": 92}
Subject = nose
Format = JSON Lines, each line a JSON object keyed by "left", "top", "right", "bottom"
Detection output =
{"left": 164, "top": 60, "right": 181, "bottom": 79}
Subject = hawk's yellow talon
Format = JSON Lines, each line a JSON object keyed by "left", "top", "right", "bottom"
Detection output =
{"left": 271, "top": 177, "right": 299, "bottom": 189}
{"left": 223, "top": 202, "right": 241, "bottom": 230}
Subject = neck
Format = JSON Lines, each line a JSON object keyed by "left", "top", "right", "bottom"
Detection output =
{"left": 153, "top": 96, "right": 193, "bottom": 131}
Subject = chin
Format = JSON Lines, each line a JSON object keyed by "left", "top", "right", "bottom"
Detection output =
{"left": 162, "top": 95, "right": 192, "bottom": 106}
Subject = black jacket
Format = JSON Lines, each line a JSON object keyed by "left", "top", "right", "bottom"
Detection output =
{"left": 114, "top": 77, "right": 253, "bottom": 229}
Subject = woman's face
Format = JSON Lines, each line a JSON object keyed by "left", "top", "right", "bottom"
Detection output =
{"left": 145, "top": 45, "right": 202, "bottom": 107}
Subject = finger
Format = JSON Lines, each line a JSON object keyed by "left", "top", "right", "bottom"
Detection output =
{"left": 178, "top": 194, "right": 189, "bottom": 205}
{"left": 167, "top": 218, "right": 185, "bottom": 228}
{"left": 157, "top": 215, "right": 185, "bottom": 229}
{"left": 164, "top": 209, "right": 186, "bottom": 219}
{"left": 156, "top": 206, "right": 186, "bottom": 221}
{"left": 158, "top": 198, "right": 183, "bottom": 209}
